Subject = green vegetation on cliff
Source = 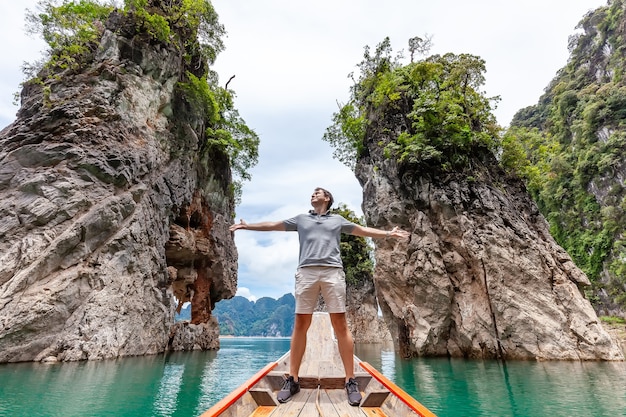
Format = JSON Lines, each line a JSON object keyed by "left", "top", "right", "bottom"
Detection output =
{"left": 325, "top": 23, "right": 626, "bottom": 313}
{"left": 332, "top": 204, "right": 374, "bottom": 286}
{"left": 323, "top": 37, "right": 501, "bottom": 173}
{"left": 502, "top": 0, "right": 626, "bottom": 310}
{"left": 24, "top": 0, "right": 258, "bottom": 200}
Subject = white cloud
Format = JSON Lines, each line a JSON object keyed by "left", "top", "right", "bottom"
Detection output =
{"left": 0, "top": 2, "right": 45, "bottom": 127}
{"left": 212, "top": 0, "right": 606, "bottom": 125}
{"left": 235, "top": 287, "right": 258, "bottom": 302}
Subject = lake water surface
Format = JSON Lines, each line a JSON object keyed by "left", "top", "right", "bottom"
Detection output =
{"left": 0, "top": 337, "right": 624, "bottom": 416}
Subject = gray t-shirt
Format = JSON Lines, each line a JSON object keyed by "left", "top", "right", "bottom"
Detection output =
{"left": 283, "top": 211, "right": 356, "bottom": 268}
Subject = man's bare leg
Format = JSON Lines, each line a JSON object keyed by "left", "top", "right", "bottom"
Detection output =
{"left": 329, "top": 312, "right": 355, "bottom": 381}
{"left": 289, "top": 313, "right": 312, "bottom": 380}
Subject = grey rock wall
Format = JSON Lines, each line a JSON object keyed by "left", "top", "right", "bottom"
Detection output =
{"left": 0, "top": 18, "right": 236, "bottom": 362}
{"left": 346, "top": 277, "right": 392, "bottom": 344}
{"left": 356, "top": 155, "right": 624, "bottom": 360}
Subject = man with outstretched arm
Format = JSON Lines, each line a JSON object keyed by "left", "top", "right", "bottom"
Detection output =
{"left": 229, "top": 187, "right": 410, "bottom": 406}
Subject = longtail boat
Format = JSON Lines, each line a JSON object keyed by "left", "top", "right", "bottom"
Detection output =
{"left": 201, "top": 312, "right": 437, "bottom": 417}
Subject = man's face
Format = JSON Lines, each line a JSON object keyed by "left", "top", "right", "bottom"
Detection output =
{"left": 311, "top": 189, "right": 328, "bottom": 207}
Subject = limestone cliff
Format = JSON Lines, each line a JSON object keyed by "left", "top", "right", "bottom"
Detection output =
{"left": 356, "top": 150, "right": 623, "bottom": 360}
{"left": 346, "top": 277, "right": 392, "bottom": 344}
{"left": 510, "top": 1, "right": 626, "bottom": 317}
{"left": 322, "top": 37, "right": 624, "bottom": 361}
{"left": 0, "top": 9, "right": 239, "bottom": 362}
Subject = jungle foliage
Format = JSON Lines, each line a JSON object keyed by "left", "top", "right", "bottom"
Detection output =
{"left": 323, "top": 37, "right": 501, "bottom": 173}
{"left": 503, "top": 1, "right": 626, "bottom": 308}
{"left": 332, "top": 204, "right": 374, "bottom": 286}
{"left": 24, "top": 0, "right": 258, "bottom": 199}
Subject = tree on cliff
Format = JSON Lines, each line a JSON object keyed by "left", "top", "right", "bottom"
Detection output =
{"left": 326, "top": 28, "right": 626, "bottom": 317}
{"left": 0, "top": 0, "right": 257, "bottom": 362}
{"left": 24, "top": 0, "right": 259, "bottom": 200}
{"left": 323, "top": 36, "right": 501, "bottom": 174}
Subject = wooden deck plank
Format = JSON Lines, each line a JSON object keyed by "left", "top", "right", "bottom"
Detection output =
{"left": 269, "top": 387, "right": 315, "bottom": 417}
{"left": 200, "top": 313, "right": 436, "bottom": 417}
{"left": 249, "top": 388, "right": 279, "bottom": 406}
{"left": 318, "top": 376, "right": 346, "bottom": 389}
{"left": 315, "top": 388, "right": 341, "bottom": 416}
{"left": 258, "top": 372, "right": 285, "bottom": 392}
{"left": 325, "top": 388, "right": 367, "bottom": 417}
{"left": 304, "top": 313, "right": 345, "bottom": 374}
{"left": 318, "top": 359, "right": 346, "bottom": 379}
{"left": 360, "top": 391, "right": 390, "bottom": 408}
{"left": 380, "top": 396, "right": 421, "bottom": 416}
{"left": 294, "top": 388, "right": 320, "bottom": 417}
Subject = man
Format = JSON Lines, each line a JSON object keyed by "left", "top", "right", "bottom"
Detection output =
{"left": 229, "top": 187, "right": 410, "bottom": 406}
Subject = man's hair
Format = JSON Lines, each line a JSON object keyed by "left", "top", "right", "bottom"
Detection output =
{"left": 316, "top": 187, "right": 334, "bottom": 211}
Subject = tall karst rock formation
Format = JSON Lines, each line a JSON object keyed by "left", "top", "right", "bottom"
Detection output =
{"left": 359, "top": 157, "right": 622, "bottom": 360}
{"left": 340, "top": 46, "right": 624, "bottom": 360}
{"left": 0, "top": 4, "right": 243, "bottom": 362}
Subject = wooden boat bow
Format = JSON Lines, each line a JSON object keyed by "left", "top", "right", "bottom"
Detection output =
{"left": 200, "top": 312, "right": 437, "bottom": 417}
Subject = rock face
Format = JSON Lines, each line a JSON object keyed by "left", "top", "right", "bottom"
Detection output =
{"left": 509, "top": 2, "right": 626, "bottom": 318}
{"left": 0, "top": 13, "right": 237, "bottom": 362}
{"left": 356, "top": 152, "right": 624, "bottom": 360}
{"left": 346, "top": 277, "right": 392, "bottom": 344}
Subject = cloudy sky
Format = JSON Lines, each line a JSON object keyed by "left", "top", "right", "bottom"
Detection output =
{"left": 0, "top": 0, "right": 607, "bottom": 302}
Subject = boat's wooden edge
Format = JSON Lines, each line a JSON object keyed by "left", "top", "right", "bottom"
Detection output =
{"left": 359, "top": 361, "right": 437, "bottom": 417}
{"left": 199, "top": 352, "right": 287, "bottom": 417}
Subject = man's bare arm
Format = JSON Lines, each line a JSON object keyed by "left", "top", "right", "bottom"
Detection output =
{"left": 229, "top": 219, "right": 286, "bottom": 232}
{"left": 351, "top": 224, "right": 410, "bottom": 240}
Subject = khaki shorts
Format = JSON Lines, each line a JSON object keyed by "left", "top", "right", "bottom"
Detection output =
{"left": 294, "top": 266, "right": 346, "bottom": 314}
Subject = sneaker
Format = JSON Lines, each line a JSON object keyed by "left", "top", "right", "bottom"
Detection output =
{"left": 277, "top": 375, "right": 300, "bottom": 403}
{"left": 345, "top": 377, "right": 361, "bottom": 406}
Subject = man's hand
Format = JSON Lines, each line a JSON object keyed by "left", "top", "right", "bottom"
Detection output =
{"left": 229, "top": 219, "right": 248, "bottom": 232}
{"left": 351, "top": 224, "right": 411, "bottom": 239}
{"left": 388, "top": 226, "right": 410, "bottom": 239}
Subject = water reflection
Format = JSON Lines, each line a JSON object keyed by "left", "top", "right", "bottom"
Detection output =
{"left": 153, "top": 362, "right": 183, "bottom": 416}
{"left": 0, "top": 338, "right": 290, "bottom": 417}
{"left": 355, "top": 344, "right": 626, "bottom": 417}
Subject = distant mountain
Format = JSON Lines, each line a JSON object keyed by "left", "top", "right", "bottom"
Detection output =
{"left": 177, "top": 293, "right": 295, "bottom": 336}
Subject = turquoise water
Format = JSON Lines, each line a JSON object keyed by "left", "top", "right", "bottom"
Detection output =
{"left": 355, "top": 344, "right": 626, "bottom": 416}
{"left": 0, "top": 338, "right": 624, "bottom": 416}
